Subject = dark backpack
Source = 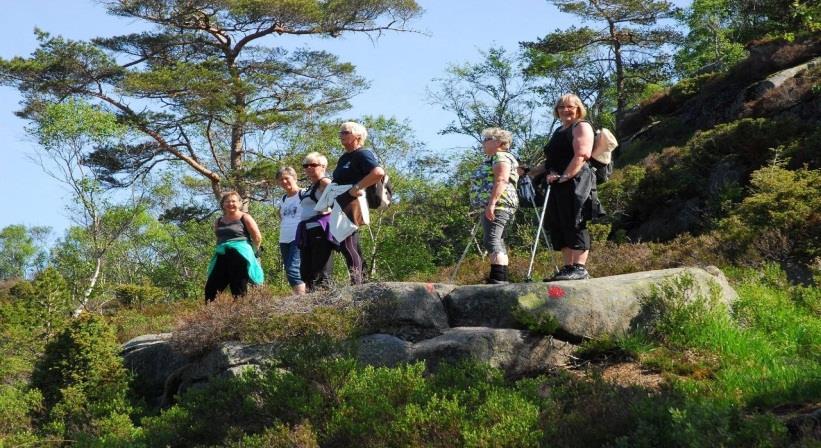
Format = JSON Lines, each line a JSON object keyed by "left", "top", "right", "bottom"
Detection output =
{"left": 517, "top": 175, "right": 546, "bottom": 208}
{"left": 365, "top": 174, "right": 393, "bottom": 210}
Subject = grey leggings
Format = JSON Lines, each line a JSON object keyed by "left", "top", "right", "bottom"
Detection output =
{"left": 481, "top": 209, "right": 514, "bottom": 255}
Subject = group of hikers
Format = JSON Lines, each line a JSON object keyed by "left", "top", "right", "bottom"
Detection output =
{"left": 205, "top": 93, "right": 605, "bottom": 302}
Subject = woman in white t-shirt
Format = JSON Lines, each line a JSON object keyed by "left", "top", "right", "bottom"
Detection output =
{"left": 276, "top": 167, "right": 306, "bottom": 294}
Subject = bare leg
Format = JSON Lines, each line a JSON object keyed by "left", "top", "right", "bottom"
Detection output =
{"left": 572, "top": 249, "right": 589, "bottom": 265}
{"left": 489, "top": 252, "right": 509, "bottom": 266}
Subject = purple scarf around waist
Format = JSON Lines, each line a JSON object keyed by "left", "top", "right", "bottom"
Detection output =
{"left": 295, "top": 213, "right": 337, "bottom": 249}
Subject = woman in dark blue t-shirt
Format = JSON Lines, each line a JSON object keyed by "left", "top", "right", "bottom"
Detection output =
{"left": 331, "top": 121, "right": 385, "bottom": 284}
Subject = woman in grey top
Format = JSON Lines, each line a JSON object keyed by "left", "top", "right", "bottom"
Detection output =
{"left": 205, "top": 191, "right": 264, "bottom": 302}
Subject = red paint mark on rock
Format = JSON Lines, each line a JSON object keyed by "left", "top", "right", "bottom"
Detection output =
{"left": 548, "top": 286, "right": 566, "bottom": 299}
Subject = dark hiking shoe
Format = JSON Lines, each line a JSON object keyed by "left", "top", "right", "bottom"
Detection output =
{"left": 560, "top": 265, "right": 590, "bottom": 280}
{"left": 545, "top": 265, "right": 573, "bottom": 282}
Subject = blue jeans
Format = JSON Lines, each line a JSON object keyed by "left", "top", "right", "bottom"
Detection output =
{"left": 279, "top": 241, "right": 304, "bottom": 287}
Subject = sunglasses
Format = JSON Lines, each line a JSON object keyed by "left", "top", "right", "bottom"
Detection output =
{"left": 482, "top": 137, "right": 496, "bottom": 142}
{"left": 302, "top": 163, "right": 321, "bottom": 168}
{"left": 339, "top": 130, "right": 352, "bottom": 136}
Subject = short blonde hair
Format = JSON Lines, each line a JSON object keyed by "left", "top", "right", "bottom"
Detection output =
{"left": 553, "top": 93, "right": 587, "bottom": 120}
{"left": 303, "top": 152, "right": 328, "bottom": 167}
{"left": 219, "top": 191, "right": 241, "bottom": 207}
{"left": 276, "top": 166, "right": 297, "bottom": 180}
{"left": 481, "top": 127, "right": 513, "bottom": 150}
{"left": 340, "top": 121, "right": 368, "bottom": 143}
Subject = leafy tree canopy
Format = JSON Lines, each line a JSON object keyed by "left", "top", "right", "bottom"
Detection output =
{"left": 522, "top": 0, "right": 682, "bottom": 129}
{"left": 0, "top": 0, "right": 422, "bottom": 204}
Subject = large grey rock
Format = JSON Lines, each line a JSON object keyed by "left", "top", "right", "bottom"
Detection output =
{"left": 124, "top": 267, "right": 739, "bottom": 406}
{"left": 356, "top": 333, "right": 412, "bottom": 367}
{"left": 349, "top": 282, "right": 453, "bottom": 341}
{"left": 445, "top": 267, "right": 737, "bottom": 340}
{"left": 121, "top": 333, "right": 189, "bottom": 406}
{"left": 409, "top": 327, "right": 574, "bottom": 376}
{"left": 444, "top": 285, "right": 522, "bottom": 328}
{"left": 163, "top": 341, "right": 278, "bottom": 404}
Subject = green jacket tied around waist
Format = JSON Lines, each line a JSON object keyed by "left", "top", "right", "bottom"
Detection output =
{"left": 207, "top": 240, "right": 264, "bottom": 285}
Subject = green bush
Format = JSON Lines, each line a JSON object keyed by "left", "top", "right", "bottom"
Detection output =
{"left": 30, "top": 314, "right": 137, "bottom": 445}
{"left": 719, "top": 165, "right": 821, "bottom": 263}
{"left": 227, "top": 422, "right": 319, "bottom": 448}
{"left": 113, "top": 283, "right": 165, "bottom": 307}
{"left": 326, "top": 362, "right": 429, "bottom": 446}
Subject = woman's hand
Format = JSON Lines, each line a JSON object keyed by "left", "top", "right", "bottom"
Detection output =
{"left": 547, "top": 172, "right": 561, "bottom": 184}
{"left": 485, "top": 203, "right": 496, "bottom": 221}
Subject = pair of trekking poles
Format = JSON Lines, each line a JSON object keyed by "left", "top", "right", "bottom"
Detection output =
{"left": 450, "top": 184, "right": 551, "bottom": 283}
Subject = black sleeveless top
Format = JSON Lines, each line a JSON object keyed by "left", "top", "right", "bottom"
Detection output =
{"left": 215, "top": 215, "right": 249, "bottom": 244}
{"left": 543, "top": 125, "right": 576, "bottom": 173}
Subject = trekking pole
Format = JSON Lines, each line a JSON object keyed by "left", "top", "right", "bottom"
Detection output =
{"left": 529, "top": 196, "right": 552, "bottom": 247}
{"left": 526, "top": 184, "right": 551, "bottom": 282}
{"left": 449, "top": 214, "right": 483, "bottom": 283}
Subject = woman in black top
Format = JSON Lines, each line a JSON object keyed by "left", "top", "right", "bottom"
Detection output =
{"left": 531, "top": 94, "right": 599, "bottom": 280}
{"left": 331, "top": 121, "right": 385, "bottom": 285}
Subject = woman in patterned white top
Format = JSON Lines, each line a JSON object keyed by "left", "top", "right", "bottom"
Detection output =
{"left": 472, "top": 127, "right": 519, "bottom": 284}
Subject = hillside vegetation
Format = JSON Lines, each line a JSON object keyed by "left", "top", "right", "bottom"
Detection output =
{"left": 1, "top": 1, "right": 820, "bottom": 445}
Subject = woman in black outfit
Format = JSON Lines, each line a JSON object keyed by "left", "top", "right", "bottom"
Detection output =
{"left": 530, "top": 94, "right": 603, "bottom": 280}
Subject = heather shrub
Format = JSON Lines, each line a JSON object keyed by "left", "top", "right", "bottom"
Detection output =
{"left": 171, "top": 286, "right": 362, "bottom": 356}
{"left": 325, "top": 362, "right": 429, "bottom": 446}
{"left": 227, "top": 422, "right": 319, "bottom": 448}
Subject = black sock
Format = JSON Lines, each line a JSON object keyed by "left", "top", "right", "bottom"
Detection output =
{"left": 490, "top": 264, "right": 507, "bottom": 281}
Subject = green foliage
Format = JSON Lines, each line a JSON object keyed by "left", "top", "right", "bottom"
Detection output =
{"left": 523, "top": 0, "right": 682, "bottom": 126}
{"left": 11, "top": 267, "right": 73, "bottom": 341}
{"left": 326, "top": 362, "right": 429, "bottom": 446}
{"left": 428, "top": 46, "right": 546, "bottom": 161}
{"left": 0, "top": 385, "right": 43, "bottom": 445}
{"left": 0, "top": 0, "right": 422, "bottom": 201}
{"left": 30, "top": 315, "right": 137, "bottom": 444}
{"left": 673, "top": 0, "right": 749, "bottom": 77}
{"left": 36, "top": 99, "right": 126, "bottom": 148}
{"left": 227, "top": 422, "right": 319, "bottom": 448}
{"left": 719, "top": 165, "right": 821, "bottom": 263}
{"left": 511, "top": 305, "right": 561, "bottom": 336}
{"left": 668, "top": 72, "right": 722, "bottom": 102}
{"left": 0, "top": 224, "right": 50, "bottom": 281}
{"left": 113, "top": 283, "right": 165, "bottom": 307}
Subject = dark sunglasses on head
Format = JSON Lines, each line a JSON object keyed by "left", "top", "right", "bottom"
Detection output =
{"left": 482, "top": 137, "right": 495, "bottom": 142}
{"left": 302, "top": 163, "right": 321, "bottom": 168}
{"left": 339, "top": 130, "right": 352, "bottom": 135}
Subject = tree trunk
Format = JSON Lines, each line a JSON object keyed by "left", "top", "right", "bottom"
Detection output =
{"left": 72, "top": 256, "right": 101, "bottom": 318}
{"left": 611, "top": 20, "right": 625, "bottom": 130}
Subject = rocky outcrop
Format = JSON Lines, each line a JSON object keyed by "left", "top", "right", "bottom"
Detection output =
{"left": 122, "top": 267, "right": 737, "bottom": 406}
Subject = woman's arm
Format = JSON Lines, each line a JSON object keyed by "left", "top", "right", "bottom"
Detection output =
{"left": 242, "top": 214, "right": 263, "bottom": 249}
{"left": 485, "top": 159, "right": 511, "bottom": 221}
{"left": 349, "top": 166, "right": 386, "bottom": 197}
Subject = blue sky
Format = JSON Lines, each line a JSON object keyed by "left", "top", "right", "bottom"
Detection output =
{"left": 0, "top": 0, "right": 683, "bottom": 238}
